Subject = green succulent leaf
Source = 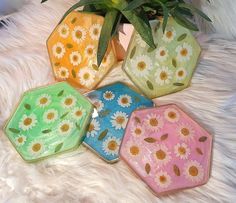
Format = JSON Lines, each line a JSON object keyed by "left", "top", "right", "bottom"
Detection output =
{"left": 9, "top": 128, "right": 20, "bottom": 134}
{"left": 55, "top": 143, "right": 63, "bottom": 153}
{"left": 124, "top": 0, "right": 149, "bottom": 11}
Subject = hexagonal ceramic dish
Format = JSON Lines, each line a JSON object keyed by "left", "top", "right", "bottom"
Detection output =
{"left": 47, "top": 11, "right": 117, "bottom": 91}
{"left": 83, "top": 82, "right": 154, "bottom": 163}
{"left": 4, "top": 82, "right": 93, "bottom": 162}
{"left": 123, "top": 18, "right": 201, "bottom": 99}
{"left": 120, "top": 104, "right": 212, "bottom": 195}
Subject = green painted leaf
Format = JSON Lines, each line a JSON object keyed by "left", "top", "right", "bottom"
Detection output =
{"left": 146, "top": 80, "right": 154, "bottom": 90}
{"left": 161, "top": 133, "right": 168, "bottom": 141}
{"left": 55, "top": 143, "right": 63, "bottom": 153}
{"left": 100, "top": 110, "right": 111, "bottom": 117}
{"left": 72, "top": 69, "right": 76, "bottom": 78}
{"left": 24, "top": 103, "right": 31, "bottom": 110}
{"left": 173, "top": 83, "right": 184, "bottom": 86}
{"left": 145, "top": 163, "right": 151, "bottom": 174}
{"left": 177, "top": 33, "right": 187, "bottom": 41}
{"left": 57, "top": 90, "right": 64, "bottom": 97}
{"left": 42, "top": 129, "right": 52, "bottom": 134}
{"left": 66, "top": 43, "right": 73, "bottom": 48}
{"left": 92, "top": 64, "right": 99, "bottom": 71}
{"left": 98, "top": 129, "right": 108, "bottom": 140}
{"left": 54, "top": 62, "right": 60, "bottom": 66}
{"left": 130, "top": 46, "right": 136, "bottom": 59}
{"left": 71, "top": 17, "right": 77, "bottom": 24}
{"left": 9, "top": 128, "right": 20, "bottom": 134}
{"left": 172, "top": 59, "right": 177, "bottom": 67}
{"left": 134, "top": 96, "right": 141, "bottom": 103}
{"left": 134, "top": 116, "right": 141, "bottom": 124}
{"left": 60, "top": 112, "right": 69, "bottom": 119}
{"left": 199, "top": 136, "right": 208, "bottom": 142}
{"left": 144, "top": 137, "right": 157, "bottom": 143}
{"left": 147, "top": 46, "right": 156, "bottom": 53}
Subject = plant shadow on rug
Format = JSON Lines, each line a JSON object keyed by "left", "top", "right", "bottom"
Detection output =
{"left": 0, "top": 0, "right": 235, "bottom": 202}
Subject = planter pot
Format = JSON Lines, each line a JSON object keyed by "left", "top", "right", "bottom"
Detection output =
{"left": 47, "top": 11, "right": 118, "bottom": 92}
{"left": 120, "top": 104, "right": 212, "bottom": 195}
{"left": 4, "top": 82, "right": 93, "bottom": 162}
{"left": 122, "top": 18, "right": 201, "bottom": 99}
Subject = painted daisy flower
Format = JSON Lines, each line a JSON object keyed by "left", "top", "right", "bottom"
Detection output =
{"left": 117, "top": 94, "right": 132, "bottom": 108}
{"left": 155, "top": 171, "right": 172, "bottom": 188}
{"left": 28, "top": 140, "right": 44, "bottom": 156}
{"left": 78, "top": 68, "right": 95, "bottom": 87}
{"left": 184, "top": 160, "right": 204, "bottom": 182}
{"left": 89, "top": 23, "right": 102, "bottom": 40}
{"left": 52, "top": 42, "right": 66, "bottom": 59}
{"left": 87, "top": 119, "right": 100, "bottom": 137}
{"left": 61, "top": 95, "right": 77, "bottom": 109}
{"left": 72, "top": 106, "right": 85, "bottom": 120}
{"left": 43, "top": 109, "right": 58, "bottom": 123}
{"left": 135, "top": 34, "right": 146, "bottom": 48}
{"left": 144, "top": 113, "right": 163, "bottom": 132}
{"left": 58, "top": 120, "right": 74, "bottom": 135}
{"left": 19, "top": 114, "right": 37, "bottom": 131}
{"left": 175, "top": 67, "right": 188, "bottom": 81}
{"left": 72, "top": 26, "right": 87, "bottom": 44}
{"left": 131, "top": 55, "right": 153, "bottom": 77}
{"left": 177, "top": 123, "right": 195, "bottom": 141}
{"left": 155, "top": 66, "right": 173, "bottom": 86}
{"left": 36, "top": 94, "right": 51, "bottom": 107}
{"left": 58, "top": 24, "right": 69, "bottom": 38}
{"left": 15, "top": 135, "right": 26, "bottom": 146}
{"left": 69, "top": 51, "right": 82, "bottom": 66}
{"left": 103, "top": 91, "right": 115, "bottom": 101}
{"left": 92, "top": 99, "right": 104, "bottom": 112}
{"left": 84, "top": 45, "right": 96, "bottom": 59}
{"left": 102, "top": 136, "right": 121, "bottom": 156}
{"left": 56, "top": 67, "right": 69, "bottom": 80}
{"left": 176, "top": 43, "right": 193, "bottom": 62}
{"left": 131, "top": 124, "right": 144, "bottom": 137}
{"left": 125, "top": 139, "right": 142, "bottom": 159}
{"left": 111, "top": 111, "right": 128, "bottom": 130}
{"left": 162, "top": 27, "right": 176, "bottom": 43}
{"left": 174, "top": 143, "right": 190, "bottom": 160}
{"left": 156, "top": 47, "right": 169, "bottom": 62}
{"left": 153, "top": 144, "right": 171, "bottom": 166}
{"left": 164, "top": 108, "right": 180, "bottom": 123}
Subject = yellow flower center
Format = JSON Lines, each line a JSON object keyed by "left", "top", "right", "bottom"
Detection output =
{"left": 76, "top": 30, "right": 82, "bottom": 39}
{"left": 181, "top": 128, "right": 190, "bottom": 136}
{"left": 116, "top": 116, "right": 125, "bottom": 124}
{"left": 178, "top": 147, "right": 186, "bottom": 155}
{"left": 160, "top": 71, "right": 168, "bottom": 80}
{"left": 189, "top": 166, "right": 198, "bottom": 176}
{"left": 178, "top": 70, "right": 184, "bottom": 77}
{"left": 130, "top": 145, "right": 139, "bottom": 156}
{"left": 83, "top": 73, "right": 90, "bottom": 80}
{"left": 134, "top": 128, "right": 142, "bottom": 135}
{"left": 166, "top": 31, "right": 173, "bottom": 38}
{"left": 32, "top": 143, "right": 41, "bottom": 152}
{"left": 156, "top": 150, "right": 166, "bottom": 160}
{"left": 149, "top": 118, "right": 158, "bottom": 127}
{"left": 18, "top": 137, "right": 23, "bottom": 143}
{"left": 61, "top": 28, "right": 67, "bottom": 35}
{"left": 61, "top": 124, "right": 70, "bottom": 132}
{"left": 76, "top": 110, "right": 83, "bottom": 117}
{"left": 93, "top": 28, "right": 99, "bottom": 36}
{"left": 24, "top": 118, "right": 32, "bottom": 126}
{"left": 105, "top": 92, "right": 113, "bottom": 99}
{"left": 40, "top": 97, "right": 48, "bottom": 105}
{"left": 47, "top": 112, "right": 55, "bottom": 120}
{"left": 108, "top": 140, "right": 118, "bottom": 151}
{"left": 168, "top": 112, "right": 176, "bottom": 119}
{"left": 61, "top": 70, "right": 67, "bottom": 77}
{"left": 121, "top": 97, "right": 128, "bottom": 104}
{"left": 65, "top": 98, "right": 73, "bottom": 106}
{"left": 160, "top": 50, "right": 166, "bottom": 56}
{"left": 88, "top": 123, "right": 95, "bottom": 132}
{"left": 181, "top": 48, "right": 188, "bottom": 56}
{"left": 73, "top": 55, "right": 79, "bottom": 62}
{"left": 87, "top": 48, "right": 93, "bottom": 55}
{"left": 137, "top": 61, "right": 147, "bottom": 71}
{"left": 159, "top": 175, "right": 167, "bottom": 183}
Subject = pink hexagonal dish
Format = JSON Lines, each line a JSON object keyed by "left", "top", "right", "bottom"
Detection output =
{"left": 120, "top": 104, "right": 213, "bottom": 195}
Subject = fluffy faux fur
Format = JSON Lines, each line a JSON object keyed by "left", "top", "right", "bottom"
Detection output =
{"left": 0, "top": 0, "right": 235, "bottom": 202}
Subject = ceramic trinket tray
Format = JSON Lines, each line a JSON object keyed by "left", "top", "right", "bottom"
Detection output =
{"left": 4, "top": 82, "right": 93, "bottom": 162}
{"left": 120, "top": 104, "right": 212, "bottom": 195}
{"left": 123, "top": 18, "right": 201, "bottom": 98}
{"left": 83, "top": 82, "right": 154, "bottom": 163}
{"left": 47, "top": 11, "right": 117, "bottom": 91}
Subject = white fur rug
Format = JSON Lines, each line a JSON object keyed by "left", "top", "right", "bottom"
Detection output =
{"left": 0, "top": 1, "right": 236, "bottom": 202}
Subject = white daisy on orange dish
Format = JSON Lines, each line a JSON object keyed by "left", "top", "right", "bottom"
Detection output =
{"left": 175, "top": 67, "right": 188, "bottom": 81}
{"left": 156, "top": 47, "right": 169, "bottom": 62}
{"left": 19, "top": 114, "right": 37, "bottom": 131}
{"left": 131, "top": 124, "right": 144, "bottom": 137}
{"left": 52, "top": 42, "right": 66, "bottom": 59}
{"left": 72, "top": 26, "right": 87, "bottom": 44}
{"left": 184, "top": 160, "right": 204, "bottom": 183}
{"left": 176, "top": 43, "right": 193, "bottom": 62}
{"left": 36, "top": 94, "right": 51, "bottom": 108}
{"left": 153, "top": 144, "right": 171, "bottom": 166}
{"left": 58, "top": 120, "right": 74, "bottom": 136}
{"left": 69, "top": 51, "right": 82, "bottom": 66}
{"left": 15, "top": 135, "right": 26, "bottom": 146}
{"left": 135, "top": 34, "right": 146, "bottom": 48}
{"left": 155, "top": 171, "right": 172, "bottom": 188}
{"left": 89, "top": 24, "right": 102, "bottom": 40}
{"left": 28, "top": 140, "right": 44, "bottom": 156}
{"left": 125, "top": 139, "right": 142, "bottom": 159}
{"left": 56, "top": 67, "right": 69, "bottom": 80}
{"left": 61, "top": 95, "right": 77, "bottom": 109}
{"left": 111, "top": 111, "right": 128, "bottom": 130}
{"left": 103, "top": 91, "right": 115, "bottom": 101}
{"left": 131, "top": 55, "right": 153, "bottom": 77}
{"left": 87, "top": 119, "right": 100, "bottom": 137}
{"left": 58, "top": 24, "right": 69, "bottom": 38}
{"left": 162, "top": 27, "right": 176, "bottom": 43}
{"left": 72, "top": 106, "right": 85, "bottom": 120}
{"left": 174, "top": 143, "right": 190, "bottom": 160}
{"left": 155, "top": 66, "right": 173, "bottom": 86}
{"left": 177, "top": 123, "right": 195, "bottom": 141}
{"left": 145, "top": 113, "right": 163, "bottom": 132}
{"left": 102, "top": 136, "right": 121, "bottom": 156}
{"left": 78, "top": 68, "right": 95, "bottom": 88}
{"left": 43, "top": 109, "right": 58, "bottom": 123}
{"left": 92, "top": 99, "right": 104, "bottom": 112}
{"left": 117, "top": 94, "right": 132, "bottom": 108}
{"left": 164, "top": 108, "right": 180, "bottom": 123}
{"left": 84, "top": 45, "right": 96, "bottom": 59}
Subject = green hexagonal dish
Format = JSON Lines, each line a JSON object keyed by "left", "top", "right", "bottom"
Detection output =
{"left": 123, "top": 18, "right": 201, "bottom": 99}
{"left": 4, "top": 82, "right": 93, "bottom": 162}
